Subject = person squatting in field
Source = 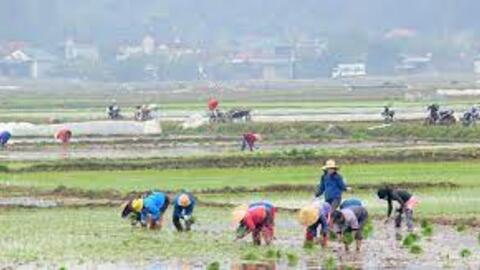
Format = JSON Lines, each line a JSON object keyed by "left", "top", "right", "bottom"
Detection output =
{"left": 233, "top": 201, "right": 275, "bottom": 245}
{"left": 241, "top": 132, "right": 260, "bottom": 151}
{"left": 122, "top": 191, "right": 170, "bottom": 230}
{"left": 331, "top": 205, "right": 369, "bottom": 252}
{"left": 172, "top": 191, "right": 196, "bottom": 232}
{"left": 315, "top": 159, "right": 348, "bottom": 212}
{"left": 0, "top": 131, "right": 11, "bottom": 147}
{"left": 377, "top": 186, "right": 417, "bottom": 232}
{"left": 298, "top": 200, "right": 331, "bottom": 247}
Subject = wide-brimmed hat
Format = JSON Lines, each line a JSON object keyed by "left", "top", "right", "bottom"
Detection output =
{"left": 297, "top": 206, "right": 319, "bottom": 227}
{"left": 232, "top": 204, "right": 248, "bottom": 224}
{"left": 322, "top": 159, "right": 339, "bottom": 170}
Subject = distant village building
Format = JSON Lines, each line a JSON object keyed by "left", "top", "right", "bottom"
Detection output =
{"left": 142, "top": 35, "right": 156, "bottom": 55}
{"left": 0, "top": 47, "right": 57, "bottom": 78}
{"left": 384, "top": 28, "right": 417, "bottom": 39}
{"left": 396, "top": 53, "right": 433, "bottom": 74}
{"left": 64, "top": 39, "right": 100, "bottom": 62}
{"left": 331, "top": 63, "right": 366, "bottom": 78}
{"left": 230, "top": 52, "right": 295, "bottom": 80}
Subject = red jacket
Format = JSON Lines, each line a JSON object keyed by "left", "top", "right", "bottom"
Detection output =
{"left": 243, "top": 205, "right": 274, "bottom": 230}
{"left": 243, "top": 132, "right": 257, "bottom": 145}
{"left": 207, "top": 98, "right": 219, "bottom": 111}
{"left": 55, "top": 129, "right": 72, "bottom": 143}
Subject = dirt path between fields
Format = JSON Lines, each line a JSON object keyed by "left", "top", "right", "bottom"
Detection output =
{"left": 4, "top": 139, "right": 480, "bottom": 161}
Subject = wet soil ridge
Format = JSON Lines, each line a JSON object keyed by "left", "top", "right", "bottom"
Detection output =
{"left": 5, "top": 147, "right": 480, "bottom": 172}
{"left": 195, "top": 181, "right": 459, "bottom": 194}
{"left": 1, "top": 197, "right": 478, "bottom": 228}
{"left": 0, "top": 181, "right": 458, "bottom": 200}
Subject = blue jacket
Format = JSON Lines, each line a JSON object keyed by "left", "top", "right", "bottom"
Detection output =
{"left": 317, "top": 202, "right": 331, "bottom": 234}
{"left": 173, "top": 192, "right": 196, "bottom": 218}
{"left": 140, "top": 192, "right": 168, "bottom": 223}
{"left": 340, "top": 198, "right": 362, "bottom": 209}
{"left": 249, "top": 200, "right": 274, "bottom": 211}
{"left": 0, "top": 131, "right": 11, "bottom": 146}
{"left": 306, "top": 202, "right": 331, "bottom": 237}
{"left": 315, "top": 172, "right": 347, "bottom": 202}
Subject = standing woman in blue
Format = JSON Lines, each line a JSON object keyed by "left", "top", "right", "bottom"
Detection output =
{"left": 315, "top": 159, "right": 347, "bottom": 211}
{"left": 0, "top": 131, "right": 11, "bottom": 148}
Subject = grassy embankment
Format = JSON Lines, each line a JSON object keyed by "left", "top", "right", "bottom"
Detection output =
{"left": 161, "top": 121, "right": 480, "bottom": 142}
{"left": 1, "top": 161, "right": 480, "bottom": 220}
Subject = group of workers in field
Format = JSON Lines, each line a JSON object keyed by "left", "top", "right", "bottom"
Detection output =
{"left": 0, "top": 128, "right": 73, "bottom": 149}
{"left": 121, "top": 190, "right": 196, "bottom": 232}
{"left": 300, "top": 159, "right": 416, "bottom": 251}
{"left": 120, "top": 159, "right": 417, "bottom": 252}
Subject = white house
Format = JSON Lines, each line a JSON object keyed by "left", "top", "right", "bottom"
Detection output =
{"left": 331, "top": 63, "right": 367, "bottom": 78}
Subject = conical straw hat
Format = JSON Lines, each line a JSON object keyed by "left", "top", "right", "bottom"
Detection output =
{"left": 298, "top": 206, "right": 319, "bottom": 226}
{"left": 232, "top": 204, "right": 248, "bottom": 224}
{"left": 322, "top": 159, "right": 339, "bottom": 170}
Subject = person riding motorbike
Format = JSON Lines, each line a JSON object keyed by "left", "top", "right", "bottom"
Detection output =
{"left": 427, "top": 104, "right": 440, "bottom": 123}
{"left": 426, "top": 104, "right": 455, "bottom": 125}
{"left": 381, "top": 106, "right": 395, "bottom": 123}
{"left": 134, "top": 105, "right": 152, "bottom": 121}
{"left": 462, "top": 106, "right": 479, "bottom": 126}
{"left": 106, "top": 103, "right": 121, "bottom": 119}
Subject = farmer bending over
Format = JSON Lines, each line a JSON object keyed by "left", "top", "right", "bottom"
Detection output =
{"left": 172, "top": 191, "right": 196, "bottom": 232}
{"left": 340, "top": 198, "right": 362, "bottom": 210}
{"left": 377, "top": 186, "right": 417, "bottom": 232}
{"left": 233, "top": 201, "right": 276, "bottom": 245}
{"left": 241, "top": 132, "right": 260, "bottom": 151}
{"left": 298, "top": 200, "right": 331, "bottom": 247}
{"left": 315, "top": 159, "right": 347, "bottom": 211}
{"left": 121, "top": 191, "right": 170, "bottom": 230}
{"left": 0, "top": 131, "right": 11, "bottom": 148}
{"left": 331, "top": 205, "right": 369, "bottom": 252}
{"left": 55, "top": 128, "right": 72, "bottom": 144}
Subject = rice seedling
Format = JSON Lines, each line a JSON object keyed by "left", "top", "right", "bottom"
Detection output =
{"left": 409, "top": 245, "right": 423, "bottom": 254}
{"left": 206, "top": 261, "right": 220, "bottom": 270}
{"left": 459, "top": 249, "right": 471, "bottom": 258}
{"left": 286, "top": 252, "right": 299, "bottom": 267}
{"left": 324, "top": 256, "right": 336, "bottom": 270}
{"left": 402, "top": 233, "right": 420, "bottom": 247}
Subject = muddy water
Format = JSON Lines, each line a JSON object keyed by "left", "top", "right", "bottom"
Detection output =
{"left": 0, "top": 197, "right": 57, "bottom": 208}
{"left": 10, "top": 222, "right": 480, "bottom": 270}
{"left": 1, "top": 203, "right": 479, "bottom": 269}
{"left": 3, "top": 139, "right": 480, "bottom": 161}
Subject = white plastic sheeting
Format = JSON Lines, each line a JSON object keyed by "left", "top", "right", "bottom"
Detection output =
{"left": 0, "top": 120, "right": 162, "bottom": 136}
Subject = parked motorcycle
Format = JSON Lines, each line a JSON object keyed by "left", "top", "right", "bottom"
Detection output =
{"left": 381, "top": 106, "right": 395, "bottom": 123}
